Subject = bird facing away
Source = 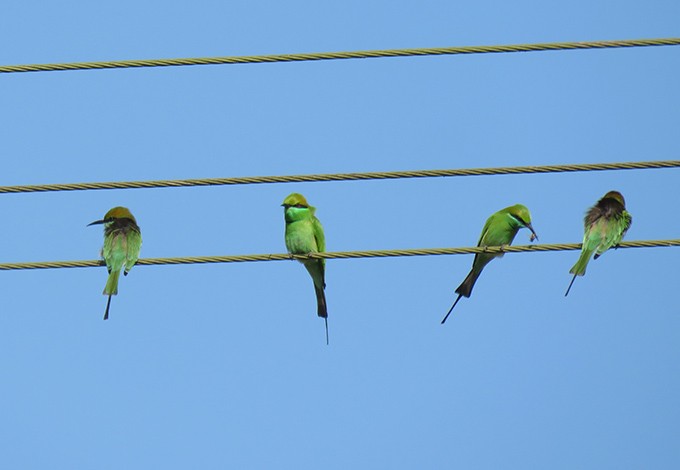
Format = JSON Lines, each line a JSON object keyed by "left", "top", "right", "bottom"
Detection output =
{"left": 441, "top": 204, "right": 538, "bottom": 324}
{"left": 88, "top": 206, "right": 142, "bottom": 320}
{"left": 282, "top": 193, "right": 328, "bottom": 344}
{"left": 565, "top": 191, "right": 632, "bottom": 296}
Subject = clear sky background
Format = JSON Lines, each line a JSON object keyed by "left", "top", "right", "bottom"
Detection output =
{"left": 1, "top": 1, "right": 679, "bottom": 468}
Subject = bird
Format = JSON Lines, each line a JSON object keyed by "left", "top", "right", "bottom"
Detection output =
{"left": 282, "top": 193, "right": 328, "bottom": 344}
{"left": 441, "top": 204, "right": 538, "bottom": 324}
{"left": 88, "top": 206, "right": 142, "bottom": 320}
{"left": 565, "top": 191, "right": 632, "bottom": 296}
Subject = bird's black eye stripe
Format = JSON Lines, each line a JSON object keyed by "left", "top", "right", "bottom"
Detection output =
{"left": 294, "top": 203, "right": 306, "bottom": 208}
{"left": 513, "top": 215, "right": 527, "bottom": 226}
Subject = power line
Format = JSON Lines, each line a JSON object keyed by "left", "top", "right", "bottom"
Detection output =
{"left": 1, "top": 239, "right": 678, "bottom": 271}
{"left": 2, "top": 160, "right": 679, "bottom": 194}
{"left": 1, "top": 37, "right": 678, "bottom": 74}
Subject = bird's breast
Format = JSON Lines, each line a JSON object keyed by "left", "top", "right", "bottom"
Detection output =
{"left": 285, "top": 221, "right": 317, "bottom": 254}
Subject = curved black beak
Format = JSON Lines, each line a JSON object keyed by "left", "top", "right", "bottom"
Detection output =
{"left": 526, "top": 223, "right": 538, "bottom": 242}
{"left": 87, "top": 219, "right": 105, "bottom": 227}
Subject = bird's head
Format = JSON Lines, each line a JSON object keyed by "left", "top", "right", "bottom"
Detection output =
{"left": 602, "top": 190, "right": 626, "bottom": 207}
{"left": 282, "top": 193, "right": 315, "bottom": 222}
{"left": 281, "top": 193, "right": 309, "bottom": 208}
{"left": 88, "top": 206, "right": 137, "bottom": 227}
{"left": 507, "top": 204, "right": 538, "bottom": 242}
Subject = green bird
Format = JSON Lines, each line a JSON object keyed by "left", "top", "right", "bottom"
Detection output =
{"left": 441, "top": 204, "right": 538, "bottom": 324}
{"left": 88, "top": 206, "right": 142, "bottom": 320}
{"left": 282, "top": 193, "right": 328, "bottom": 344}
{"left": 565, "top": 191, "right": 632, "bottom": 296}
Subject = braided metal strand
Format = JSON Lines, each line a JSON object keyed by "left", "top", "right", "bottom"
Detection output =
{"left": 1, "top": 160, "right": 679, "bottom": 194}
{"left": 1, "top": 38, "right": 678, "bottom": 74}
{"left": 0, "top": 239, "right": 678, "bottom": 271}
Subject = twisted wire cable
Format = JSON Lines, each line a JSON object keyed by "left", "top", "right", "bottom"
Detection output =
{"left": 1, "top": 160, "right": 678, "bottom": 194}
{"left": 0, "top": 239, "right": 677, "bottom": 271}
{"left": 1, "top": 38, "right": 678, "bottom": 74}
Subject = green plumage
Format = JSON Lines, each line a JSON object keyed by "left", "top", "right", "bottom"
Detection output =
{"left": 282, "top": 193, "right": 328, "bottom": 343}
{"left": 89, "top": 207, "right": 142, "bottom": 320}
{"left": 441, "top": 204, "right": 537, "bottom": 324}
{"left": 565, "top": 191, "right": 632, "bottom": 296}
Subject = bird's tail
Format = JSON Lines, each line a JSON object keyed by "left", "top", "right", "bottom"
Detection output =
{"left": 440, "top": 269, "right": 481, "bottom": 324}
{"left": 441, "top": 294, "right": 463, "bottom": 324}
{"left": 565, "top": 247, "right": 595, "bottom": 297}
{"left": 455, "top": 269, "right": 480, "bottom": 299}
{"left": 314, "top": 282, "right": 327, "bottom": 318}
{"left": 314, "top": 283, "right": 329, "bottom": 345}
{"left": 569, "top": 247, "right": 595, "bottom": 277}
{"left": 104, "top": 295, "right": 112, "bottom": 320}
{"left": 104, "top": 269, "right": 121, "bottom": 296}
{"left": 102, "top": 269, "right": 121, "bottom": 320}
{"left": 564, "top": 274, "right": 578, "bottom": 297}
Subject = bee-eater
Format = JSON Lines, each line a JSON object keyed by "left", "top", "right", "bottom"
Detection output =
{"left": 282, "top": 193, "right": 328, "bottom": 344}
{"left": 88, "top": 207, "right": 142, "bottom": 320}
{"left": 565, "top": 191, "right": 632, "bottom": 296}
{"left": 441, "top": 204, "right": 538, "bottom": 324}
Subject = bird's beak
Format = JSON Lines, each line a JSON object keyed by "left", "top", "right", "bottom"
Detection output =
{"left": 526, "top": 223, "right": 538, "bottom": 242}
{"left": 87, "top": 219, "right": 105, "bottom": 226}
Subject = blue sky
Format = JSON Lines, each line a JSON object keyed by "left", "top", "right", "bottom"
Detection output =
{"left": 1, "top": 1, "right": 679, "bottom": 468}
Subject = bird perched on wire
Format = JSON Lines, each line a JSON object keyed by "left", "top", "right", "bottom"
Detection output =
{"left": 282, "top": 193, "right": 328, "bottom": 344}
{"left": 88, "top": 207, "right": 142, "bottom": 320}
{"left": 565, "top": 191, "right": 632, "bottom": 296}
{"left": 441, "top": 204, "right": 538, "bottom": 324}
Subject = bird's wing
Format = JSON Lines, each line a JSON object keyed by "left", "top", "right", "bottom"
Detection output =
{"left": 476, "top": 214, "right": 494, "bottom": 247}
{"left": 477, "top": 211, "right": 515, "bottom": 247}
{"left": 102, "top": 235, "right": 113, "bottom": 264}
{"left": 469, "top": 213, "right": 498, "bottom": 268}
{"left": 312, "top": 217, "right": 325, "bottom": 253}
{"left": 607, "top": 210, "right": 632, "bottom": 249}
{"left": 621, "top": 211, "right": 632, "bottom": 239}
{"left": 103, "top": 232, "right": 126, "bottom": 273}
{"left": 125, "top": 229, "right": 143, "bottom": 272}
{"left": 311, "top": 216, "right": 326, "bottom": 284}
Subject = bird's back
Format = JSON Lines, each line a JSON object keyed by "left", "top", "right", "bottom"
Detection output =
{"left": 584, "top": 198, "right": 631, "bottom": 255}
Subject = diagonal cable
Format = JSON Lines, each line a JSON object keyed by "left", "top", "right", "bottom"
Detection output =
{"left": 1, "top": 160, "right": 679, "bottom": 194}
{"left": 1, "top": 38, "right": 679, "bottom": 74}
{"left": 0, "top": 239, "right": 678, "bottom": 271}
